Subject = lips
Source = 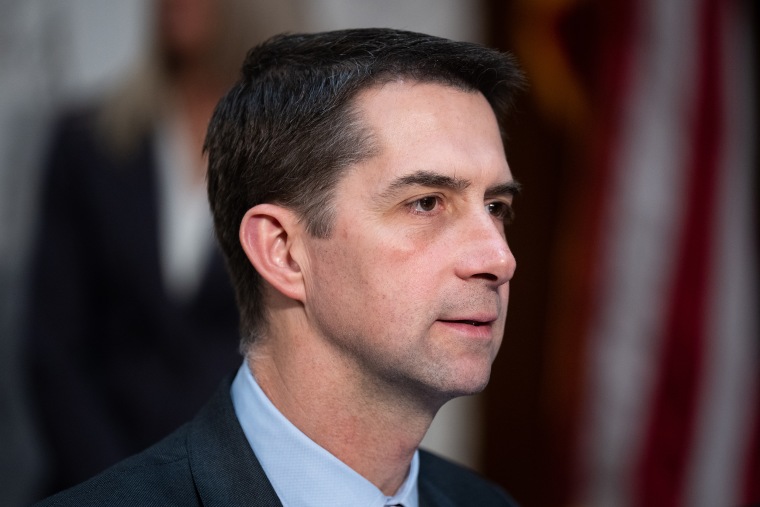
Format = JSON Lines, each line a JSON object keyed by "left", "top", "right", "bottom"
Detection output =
{"left": 440, "top": 319, "right": 491, "bottom": 327}
{"left": 435, "top": 317, "right": 497, "bottom": 341}
{"left": 438, "top": 311, "right": 498, "bottom": 326}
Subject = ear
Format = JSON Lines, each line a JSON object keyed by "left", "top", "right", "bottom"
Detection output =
{"left": 239, "top": 204, "right": 306, "bottom": 302}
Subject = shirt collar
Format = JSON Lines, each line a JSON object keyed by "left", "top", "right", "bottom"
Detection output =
{"left": 231, "top": 362, "right": 419, "bottom": 507}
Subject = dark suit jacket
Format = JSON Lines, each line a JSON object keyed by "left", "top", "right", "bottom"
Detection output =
{"left": 24, "top": 108, "right": 241, "bottom": 495}
{"left": 35, "top": 380, "right": 519, "bottom": 506}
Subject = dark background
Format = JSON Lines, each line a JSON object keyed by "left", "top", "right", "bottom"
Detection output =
{"left": 481, "top": 1, "right": 759, "bottom": 505}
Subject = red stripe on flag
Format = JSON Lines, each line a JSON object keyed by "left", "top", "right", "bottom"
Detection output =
{"left": 633, "top": 0, "right": 726, "bottom": 505}
{"left": 565, "top": 2, "right": 641, "bottom": 500}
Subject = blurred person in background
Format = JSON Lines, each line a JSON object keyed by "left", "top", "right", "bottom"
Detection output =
{"left": 22, "top": 0, "right": 302, "bottom": 498}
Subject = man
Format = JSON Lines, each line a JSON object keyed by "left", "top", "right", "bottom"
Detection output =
{"left": 37, "top": 28, "right": 524, "bottom": 506}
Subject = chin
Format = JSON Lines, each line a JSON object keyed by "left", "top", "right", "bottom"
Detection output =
{"left": 438, "top": 367, "right": 493, "bottom": 399}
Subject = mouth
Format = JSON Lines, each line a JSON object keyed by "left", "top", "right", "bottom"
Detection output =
{"left": 440, "top": 319, "right": 491, "bottom": 327}
{"left": 435, "top": 318, "right": 496, "bottom": 341}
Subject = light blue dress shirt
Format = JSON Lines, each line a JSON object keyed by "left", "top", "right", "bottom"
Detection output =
{"left": 231, "top": 362, "right": 420, "bottom": 507}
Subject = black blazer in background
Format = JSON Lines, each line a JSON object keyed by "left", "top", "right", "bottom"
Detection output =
{"left": 24, "top": 108, "right": 241, "bottom": 496}
{"left": 34, "top": 380, "right": 520, "bottom": 507}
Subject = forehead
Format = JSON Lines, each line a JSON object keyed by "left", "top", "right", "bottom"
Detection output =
{"left": 347, "top": 81, "right": 511, "bottom": 189}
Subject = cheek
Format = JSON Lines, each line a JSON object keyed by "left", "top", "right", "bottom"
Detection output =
{"left": 368, "top": 234, "right": 447, "bottom": 302}
{"left": 314, "top": 221, "right": 451, "bottom": 317}
{"left": 375, "top": 222, "right": 450, "bottom": 269}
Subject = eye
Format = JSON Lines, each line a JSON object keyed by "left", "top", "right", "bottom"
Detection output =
{"left": 486, "top": 201, "right": 514, "bottom": 222}
{"left": 410, "top": 196, "right": 440, "bottom": 213}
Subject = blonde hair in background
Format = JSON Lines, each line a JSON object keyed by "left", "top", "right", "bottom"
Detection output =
{"left": 97, "top": 0, "right": 306, "bottom": 156}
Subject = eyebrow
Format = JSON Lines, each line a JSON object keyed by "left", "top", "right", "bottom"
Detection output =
{"left": 383, "top": 171, "right": 470, "bottom": 196}
{"left": 486, "top": 180, "right": 522, "bottom": 198}
{"left": 380, "top": 170, "right": 521, "bottom": 199}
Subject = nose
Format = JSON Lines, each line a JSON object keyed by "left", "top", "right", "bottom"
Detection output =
{"left": 454, "top": 211, "right": 516, "bottom": 287}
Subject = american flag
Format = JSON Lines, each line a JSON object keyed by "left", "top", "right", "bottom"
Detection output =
{"left": 579, "top": 0, "right": 758, "bottom": 505}
{"left": 504, "top": 0, "right": 758, "bottom": 505}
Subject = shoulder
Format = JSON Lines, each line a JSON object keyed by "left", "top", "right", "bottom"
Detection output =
{"left": 34, "top": 425, "right": 199, "bottom": 507}
{"left": 46, "top": 105, "right": 103, "bottom": 158}
{"left": 418, "top": 450, "right": 520, "bottom": 507}
{"left": 44, "top": 101, "right": 153, "bottom": 178}
{"left": 33, "top": 378, "right": 276, "bottom": 507}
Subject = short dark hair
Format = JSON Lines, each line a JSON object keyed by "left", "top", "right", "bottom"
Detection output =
{"left": 205, "top": 28, "right": 525, "bottom": 346}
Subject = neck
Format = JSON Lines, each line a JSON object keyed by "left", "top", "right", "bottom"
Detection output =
{"left": 247, "top": 318, "right": 440, "bottom": 495}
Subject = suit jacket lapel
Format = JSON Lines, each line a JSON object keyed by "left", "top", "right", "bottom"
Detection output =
{"left": 419, "top": 475, "right": 458, "bottom": 507}
{"left": 186, "top": 380, "right": 283, "bottom": 507}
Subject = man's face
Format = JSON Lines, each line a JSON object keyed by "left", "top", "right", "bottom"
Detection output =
{"left": 300, "top": 81, "right": 517, "bottom": 406}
